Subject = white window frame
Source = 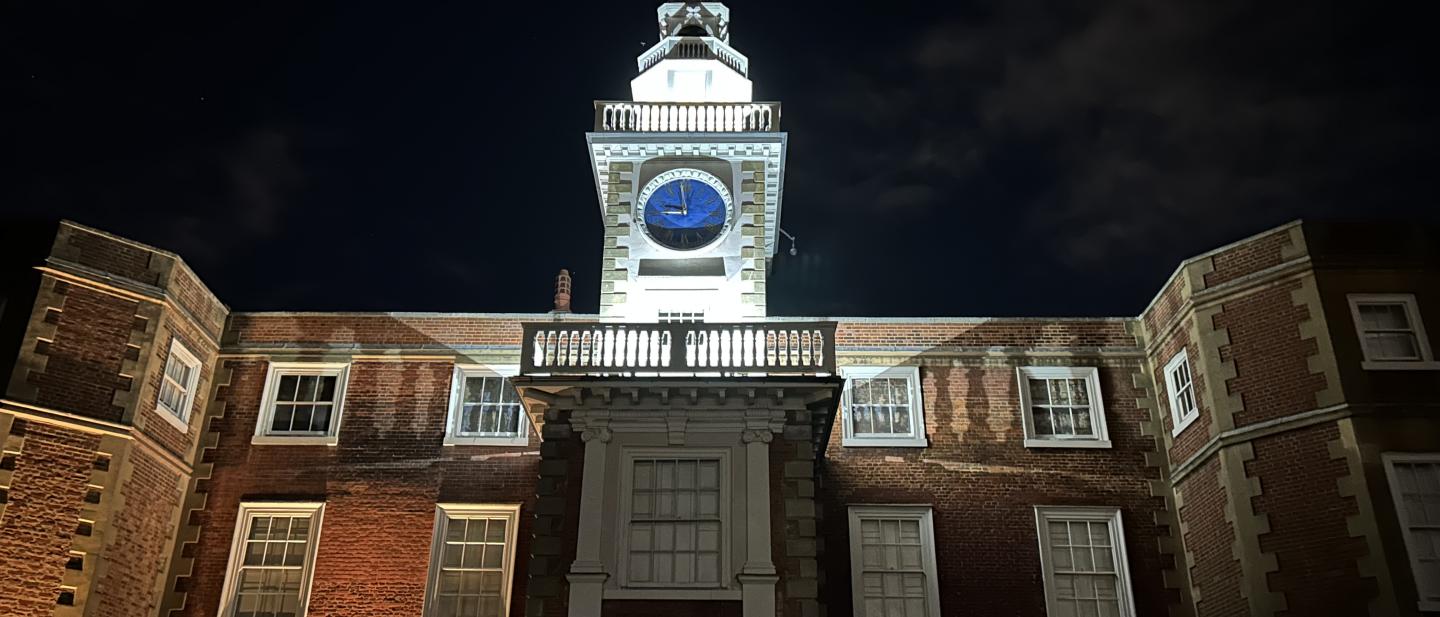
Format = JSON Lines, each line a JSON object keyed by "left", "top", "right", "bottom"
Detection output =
{"left": 1382, "top": 452, "right": 1440, "bottom": 612}
{"left": 253, "top": 362, "right": 350, "bottom": 446}
{"left": 846, "top": 505, "right": 942, "bottom": 617}
{"left": 840, "top": 365, "right": 928, "bottom": 448}
{"left": 1017, "top": 366, "right": 1110, "bottom": 449}
{"left": 422, "top": 503, "right": 522, "bottom": 617}
{"left": 156, "top": 337, "right": 203, "bottom": 431}
{"left": 612, "top": 447, "right": 735, "bottom": 599}
{"left": 1347, "top": 294, "right": 1439, "bottom": 371}
{"left": 445, "top": 365, "right": 531, "bottom": 447}
{"left": 216, "top": 501, "right": 325, "bottom": 617}
{"left": 1034, "top": 506, "right": 1138, "bottom": 617}
{"left": 1163, "top": 351, "right": 1199, "bottom": 437}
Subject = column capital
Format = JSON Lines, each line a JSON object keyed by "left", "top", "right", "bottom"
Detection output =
{"left": 741, "top": 428, "right": 773, "bottom": 444}
{"left": 581, "top": 427, "right": 613, "bottom": 443}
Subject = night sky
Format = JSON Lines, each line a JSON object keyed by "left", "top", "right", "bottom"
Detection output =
{"left": 3, "top": 1, "right": 1438, "bottom": 317}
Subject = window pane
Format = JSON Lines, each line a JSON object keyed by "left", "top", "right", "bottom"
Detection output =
{"left": 1042, "top": 515, "right": 1126, "bottom": 617}
{"left": 1391, "top": 461, "right": 1440, "bottom": 600}
{"left": 277, "top": 375, "right": 299, "bottom": 402}
{"left": 481, "top": 377, "right": 502, "bottom": 404}
{"left": 852, "top": 380, "right": 871, "bottom": 405}
{"left": 873, "top": 406, "right": 893, "bottom": 434}
{"left": 231, "top": 513, "right": 314, "bottom": 616}
{"left": 1073, "top": 409, "right": 1094, "bottom": 436}
{"left": 430, "top": 514, "right": 513, "bottom": 617}
{"left": 289, "top": 406, "right": 313, "bottom": 432}
{"left": 1050, "top": 379, "right": 1070, "bottom": 405}
{"left": 498, "top": 406, "right": 518, "bottom": 434}
{"left": 855, "top": 514, "right": 932, "bottom": 616}
{"left": 295, "top": 375, "right": 319, "bottom": 402}
{"left": 270, "top": 407, "right": 294, "bottom": 432}
{"left": 893, "top": 406, "right": 912, "bottom": 434}
{"left": 1070, "top": 379, "right": 1090, "bottom": 405}
{"left": 1029, "top": 378, "right": 1050, "bottom": 404}
{"left": 461, "top": 405, "right": 481, "bottom": 433}
{"left": 1366, "top": 332, "right": 1421, "bottom": 360}
{"left": 629, "top": 458, "right": 722, "bottom": 587}
{"left": 890, "top": 379, "right": 910, "bottom": 405}
{"left": 310, "top": 406, "right": 331, "bottom": 432}
{"left": 464, "top": 377, "right": 487, "bottom": 404}
{"left": 1359, "top": 303, "right": 1410, "bottom": 330}
{"left": 1054, "top": 410, "right": 1074, "bottom": 435}
{"left": 1034, "top": 409, "right": 1054, "bottom": 436}
{"left": 852, "top": 405, "right": 872, "bottom": 434}
{"left": 316, "top": 376, "right": 337, "bottom": 402}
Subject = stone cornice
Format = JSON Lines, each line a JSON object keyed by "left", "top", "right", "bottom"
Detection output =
{"left": 0, "top": 398, "right": 193, "bottom": 476}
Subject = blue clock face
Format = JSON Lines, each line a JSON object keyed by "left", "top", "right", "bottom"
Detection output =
{"left": 642, "top": 177, "right": 728, "bottom": 250}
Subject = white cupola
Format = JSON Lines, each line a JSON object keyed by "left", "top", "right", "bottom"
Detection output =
{"left": 630, "top": 3, "right": 753, "bottom": 103}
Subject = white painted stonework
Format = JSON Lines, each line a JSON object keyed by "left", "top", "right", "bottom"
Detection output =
{"left": 588, "top": 1, "right": 785, "bottom": 324}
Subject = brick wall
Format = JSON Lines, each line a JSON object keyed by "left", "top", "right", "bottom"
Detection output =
{"left": 1175, "top": 458, "right": 1245, "bottom": 617}
{"left": 821, "top": 361, "right": 1175, "bottom": 615}
{"left": 57, "top": 226, "right": 162, "bottom": 287}
{"left": 92, "top": 449, "right": 185, "bottom": 617}
{"left": 226, "top": 313, "right": 535, "bottom": 348}
{"left": 835, "top": 320, "right": 1135, "bottom": 349}
{"left": 0, "top": 421, "right": 101, "bottom": 616}
{"left": 222, "top": 313, "right": 1138, "bottom": 352}
{"left": 1213, "top": 280, "right": 1327, "bottom": 428}
{"left": 1203, "top": 229, "right": 1291, "bottom": 288}
{"left": 1246, "top": 423, "right": 1374, "bottom": 615}
{"left": 26, "top": 282, "right": 139, "bottom": 423}
{"left": 178, "top": 359, "right": 540, "bottom": 617}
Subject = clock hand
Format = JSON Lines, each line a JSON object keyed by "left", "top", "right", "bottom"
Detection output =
{"left": 679, "top": 180, "right": 689, "bottom": 216}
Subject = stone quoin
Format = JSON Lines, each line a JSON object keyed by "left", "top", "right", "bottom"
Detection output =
{"left": 1, "top": 3, "right": 1438, "bottom": 617}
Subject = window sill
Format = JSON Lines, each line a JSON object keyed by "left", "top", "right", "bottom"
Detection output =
{"left": 443, "top": 436, "right": 530, "bottom": 447}
{"left": 1024, "top": 438, "right": 1111, "bottom": 449}
{"left": 1171, "top": 414, "right": 1198, "bottom": 437}
{"left": 251, "top": 435, "right": 339, "bottom": 446}
{"left": 154, "top": 406, "right": 191, "bottom": 433}
{"left": 1362, "top": 360, "right": 1440, "bottom": 371}
{"left": 604, "top": 588, "right": 742, "bottom": 601}
{"left": 842, "top": 436, "right": 929, "bottom": 448}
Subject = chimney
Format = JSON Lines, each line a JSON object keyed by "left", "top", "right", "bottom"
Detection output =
{"left": 553, "top": 269, "right": 572, "bottom": 313}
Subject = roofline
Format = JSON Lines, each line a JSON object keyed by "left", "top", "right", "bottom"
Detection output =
{"left": 230, "top": 311, "right": 599, "bottom": 319}
{"left": 227, "top": 311, "right": 1131, "bottom": 323}
{"left": 58, "top": 219, "right": 231, "bottom": 313}
{"left": 1139, "top": 219, "right": 1304, "bottom": 318}
{"left": 60, "top": 219, "right": 176, "bottom": 258}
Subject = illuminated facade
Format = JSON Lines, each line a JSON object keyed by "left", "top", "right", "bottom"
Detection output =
{"left": 1, "top": 4, "right": 1439, "bottom": 617}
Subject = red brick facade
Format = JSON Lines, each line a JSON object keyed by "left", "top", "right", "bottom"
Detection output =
{"left": 2, "top": 218, "right": 1437, "bottom": 617}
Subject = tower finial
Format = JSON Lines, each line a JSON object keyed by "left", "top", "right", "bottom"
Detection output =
{"left": 656, "top": 3, "right": 730, "bottom": 43}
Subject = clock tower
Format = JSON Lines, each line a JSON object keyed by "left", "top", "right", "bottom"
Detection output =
{"left": 588, "top": 2, "right": 786, "bottom": 322}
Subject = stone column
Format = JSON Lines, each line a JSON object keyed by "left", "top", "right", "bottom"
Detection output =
{"left": 738, "top": 428, "right": 778, "bottom": 617}
{"left": 567, "top": 424, "right": 611, "bottom": 617}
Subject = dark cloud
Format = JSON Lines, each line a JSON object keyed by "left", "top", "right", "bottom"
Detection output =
{"left": 163, "top": 128, "right": 303, "bottom": 263}
{"left": 3, "top": 1, "right": 1436, "bottom": 316}
{"left": 770, "top": 0, "right": 1438, "bottom": 314}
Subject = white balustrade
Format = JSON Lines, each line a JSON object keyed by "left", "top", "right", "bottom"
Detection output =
{"left": 638, "top": 36, "right": 749, "bottom": 76}
{"left": 521, "top": 322, "right": 835, "bottom": 375}
{"left": 596, "top": 102, "right": 780, "bottom": 132}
